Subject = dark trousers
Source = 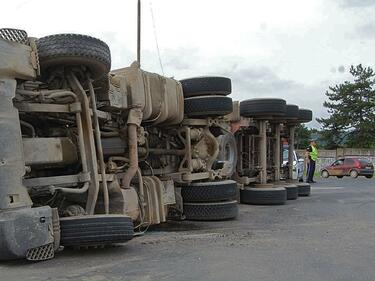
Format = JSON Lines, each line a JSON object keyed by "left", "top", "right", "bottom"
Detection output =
{"left": 307, "top": 160, "right": 316, "bottom": 182}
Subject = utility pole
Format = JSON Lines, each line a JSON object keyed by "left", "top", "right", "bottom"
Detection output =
{"left": 137, "top": 0, "right": 141, "bottom": 67}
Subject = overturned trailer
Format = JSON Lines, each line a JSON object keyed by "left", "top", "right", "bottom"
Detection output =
{"left": 0, "top": 29, "right": 238, "bottom": 261}
{"left": 234, "top": 99, "right": 313, "bottom": 205}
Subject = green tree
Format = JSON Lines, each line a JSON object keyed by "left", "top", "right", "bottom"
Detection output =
{"left": 317, "top": 64, "right": 375, "bottom": 148}
{"left": 295, "top": 124, "right": 311, "bottom": 149}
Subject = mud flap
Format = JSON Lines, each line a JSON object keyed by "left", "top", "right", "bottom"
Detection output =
{"left": 0, "top": 206, "right": 54, "bottom": 260}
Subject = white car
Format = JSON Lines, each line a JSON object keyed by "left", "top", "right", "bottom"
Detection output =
{"left": 282, "top": 148, "right": 305, "bottom": 182}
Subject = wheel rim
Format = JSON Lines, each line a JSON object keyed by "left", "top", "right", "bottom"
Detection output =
{"left": 322, "top": 171, "right": 329, "bottom": 178}
{"left": 350, "top": 170, "right": 358, "bottom": 178}
{"left": 216, "top": 133, "right": 237, "bottom": 176}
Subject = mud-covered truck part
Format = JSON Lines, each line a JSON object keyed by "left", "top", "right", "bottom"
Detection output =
{"left": 0, "top": 29, "right": 55, "bottom": 261}
{"left": 0, "top": 27, "right": 239, "bottom": 260}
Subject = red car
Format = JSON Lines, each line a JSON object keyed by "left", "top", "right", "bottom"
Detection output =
{"left": 321, "top": 158, "right": 374, "bottom": 179}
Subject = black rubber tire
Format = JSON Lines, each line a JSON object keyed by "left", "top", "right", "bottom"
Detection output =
{"left": 60, "top": 215, "right": 134, "bottom": 247}
{"left": 366, "top": 175, "right": 373, "bottom": 179}
{"left": 297, "top": 183, "right": 311, "bottom": 196}
{"left": 240, "top": 98, "right": 286, "bottom": 118}
{"left": 298, "top": 109, "right": 313, "bottom": 123}
{"left": 285, "top": 104, "right": 299, "bottom": 119}
{"left": 181, "top": 180, "right": 237, "bottom": 203}
{"left": 37, "top": 34, "right": 111, "bottom": 79}
{"left": 183, "top": 200, "right": 238, "bottom": 221}
{"left": 285, "top": 184, "right": 298, "bottom": 200}
{"left": 184, "top": 95, "right": 233, "bottom": 118}
{"left": 240, "top": 187, "right": 287, "bottom": 205}
{"left": 180, "top": 76, "right": 231, "bottom": 97}
{"left": 337, "top": 175, "right": 343, "bottom": 179}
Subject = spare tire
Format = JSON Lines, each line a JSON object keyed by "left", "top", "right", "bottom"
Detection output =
{"left": 240, "top": 98, "right": 286, "bottom": 118}
{"left": 217, "top": 133, "right": 238, "bottom": 177}
{"left": 183, "top": 200, "right": 238, "bottom": 221}
{"left": 37, "top": 34, "right": 111, "bottom": 79}
{"left": 298, "top": 109, "right": 313, "bottom": 123}
{"left": 184, "top": 95, "right": 233, "bottom": 118}
{"left": 240, "top": 187, "right": 287, "bottom": 205}
{"left": 180, "top": 76, "right": 231, "bottom": 97}
{"left": 60, "top": 215, "right": 134, "bottom": 247}
{"left": 181, "top": 180, "right": 237, "bottom": 202}
{"left": 285, "top": 104, "right": 299, "bottom": 119}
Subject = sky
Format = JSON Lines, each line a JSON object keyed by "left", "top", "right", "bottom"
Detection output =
{"left": 3, "top": 0, "right": 375, "bottom": 128}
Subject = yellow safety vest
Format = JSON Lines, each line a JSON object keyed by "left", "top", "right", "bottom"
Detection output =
{"left": 310, "top": 145, "right": 318, "bottom": 161}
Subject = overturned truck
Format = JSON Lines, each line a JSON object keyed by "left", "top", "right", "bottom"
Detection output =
{"left": 0, "top": 29, "right": 239, "bottom": 261}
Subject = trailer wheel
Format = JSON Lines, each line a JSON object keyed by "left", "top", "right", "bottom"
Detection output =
{"left": 297, "top": 183, "right": 311, "bottom": 196}
{"left": 37, "top": 34, "right": 111, "bottom": 79}
{"left": 184, "top": 95, "right": 233, "bottom": 118}
{"left": 180, "top": 76, "right": 231, "bottom": 97}
{"left": 183, "top": 200, "right": 238, "bottom": 221}
{"left": 284, "top": 184, "right": 298, "bottom": 200}
{"left": 240, "top": 187, "right": 287, "bottom": 205}
{"left": 240, "top": 98, "right": 286, "bottom": 118}
{"left": 181, "top": 180, "right": 237, "bottom": 203}
{"left": 217, "top": 133, "right": 238, "bottom": 177}
{"left": 60, "top": 215, "right": 134, "bottom": 247}
{"left": 298, "top": 109, "right": 313, "bottom": 123}
{"left": 285, "top": 104, "right": 299, "bottom": 119}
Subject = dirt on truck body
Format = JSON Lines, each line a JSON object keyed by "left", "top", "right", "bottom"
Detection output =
{"left": 0, "top": 29, "right": 239, "bottom": 261}
{"left": 0, "top": 28, "right": 313, "bottom": 262}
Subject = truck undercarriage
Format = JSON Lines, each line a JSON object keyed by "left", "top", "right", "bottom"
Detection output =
{"left": 0, "top": 28, "right": 312, "bottom": 261}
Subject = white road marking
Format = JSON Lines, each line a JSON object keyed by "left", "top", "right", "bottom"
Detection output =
{"left": 311, "top": 186, "right": 344, "bottom": 190}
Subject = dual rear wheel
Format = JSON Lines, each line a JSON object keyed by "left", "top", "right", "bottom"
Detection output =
{"left": 181, "top": 180, "right": 239, "bottom": 221}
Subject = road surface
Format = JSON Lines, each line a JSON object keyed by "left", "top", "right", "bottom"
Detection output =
{"left": 1, "top": 177, "right": 375, "bottom": 281}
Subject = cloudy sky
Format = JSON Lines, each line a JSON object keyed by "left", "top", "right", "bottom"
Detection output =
{"left": 3, "top": 0, "right": 375, "bottom": 127}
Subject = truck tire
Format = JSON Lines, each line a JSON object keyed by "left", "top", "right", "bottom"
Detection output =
{"left": 183, "top": 200, "right": 238, "bottom": 221}
{"left": 181, "top": 180, "right": 237, "bottom": 202}
{"left": 240, "top": 98, "right": 286, "bottom": 118}
{"left": 217, "top": 133, "right": 237, "bottom": 177}
{"left": 60, "top": 215, "right": 134, "bottom": 247}
{"left": 284, "top": 184, "right": 298, "bottom": 200}
{"left": 285, "top": 104, "right": 299, "bottom": 119}
{"left": 37, "top": 34, "right": 111, "bottom": 79}
{"left": 298, "top": 109, "right": 313, "bottom": 123}
{"left": 180, "top": 76, "right": 231, "bottom": 97}
{"left": 184, "top": 95, "right": 233, "bottom": 118}
{"left": 297, "top": 183, "right": 311, "bottom": 196}
{"left": 240, "top": 187, "right": 287, "bottom": 205}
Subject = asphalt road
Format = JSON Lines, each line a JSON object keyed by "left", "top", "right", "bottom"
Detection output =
{"left": 2, "top": 176, "right": 375, "bottom": 281}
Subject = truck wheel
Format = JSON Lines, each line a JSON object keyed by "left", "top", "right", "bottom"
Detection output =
{"left": 240, "top": 187, "right": 287, "bottom": 205}
{"left": 217, "top": 133, "right": 237, "bottom": 177}
{"left": 181, "top": 180, "right": 237, "bottom": 202}
{"left": 60, "top": 215, "right": 134, "bottom": 247}
{"left": 184, "top": 95, "right": 233, "bottom": 118}
{"left": 37, "top": 34, "right": 111, "bottom": 79}
{"left": 297, "top": 183, "right": 311, "bottom": 196}
{"left": 298, "top": 109, "right": 313, "bottom": 123}
{"left": 240, "top": 98, "right": 286, "bottom": 118}
{"left": 284, "top": 184, "right": 298, "bottom": 200}
{"left": 183, "top": 200, "right": 238, "bottom": 221}
{"left": 285, "top": 104, "right": 299, "bottom": 119}
{"left": 180, "top": 76, "right": 231, "bottom": 97}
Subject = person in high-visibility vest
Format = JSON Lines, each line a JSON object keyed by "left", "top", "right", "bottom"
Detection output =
{"left": 306, "top": 139, "right": 318, "bottom": 183}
